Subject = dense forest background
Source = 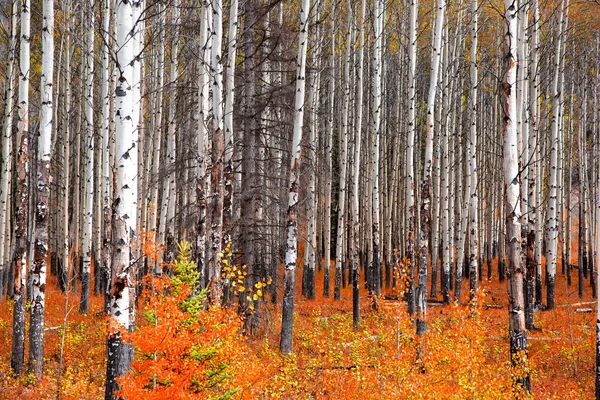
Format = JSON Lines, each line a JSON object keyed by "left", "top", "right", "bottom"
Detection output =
{"left": 0, "top": 0, "right": 600, "bottom": 398}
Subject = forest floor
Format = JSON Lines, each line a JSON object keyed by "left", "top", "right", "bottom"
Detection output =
{"left": 0, "top": 256, "right": 596, "bottom": 399}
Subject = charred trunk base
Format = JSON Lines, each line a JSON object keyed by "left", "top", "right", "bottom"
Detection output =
{"left": 105, "top": 332, "right": 134, "bottom": 400}
{"left": 547, "top": 275, "right": 556, "bottom": 310}
{"left": 11, "top": 293, "right": 26, "bottom": 374}
{"left": 509, "top": 330, "right": 531, "bottom": 393}
{"left": 352, "top": 266, "right": 360, "bottom": 329}
{"left": 323, "top": 266, "right": 330, "bottom": 298}
{"left": 498, "top": 259, "right": 506, "bottom": 282}
{"left": 80, "top": 271, "right": 90, "bottom": 313}
{"left": 29, "top": 301, "right": 45, "bottom": 376}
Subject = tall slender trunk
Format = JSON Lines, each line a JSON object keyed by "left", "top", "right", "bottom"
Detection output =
{"left": 208, "top": 0, "right": 225, "bottom": 302}
{"left": 417, "top": 0, "right": 445, "bottom": 336}
{"left": 370, "top": 0, "right": 383, "bottom": 302}
{"left": 504, "top": 0, "right": 530, "bottom": 392}
{"left": 29, "top": 0, "right": 54, "bottom": 377}
{"left": 405, "top": 0, "right": 418, "bottom": 313}
{"left": 468, "top": 0, "right": 479, "bottom": 302}
{"left": 222, "top": 0, "right": 239, "bottom": 242}
{"left": 546, "top": 0, "right": 567, "bottom": 310}
{"left": 80, "top": 0, "right": 95, "bottom": 314}
{"left": 100, "top": 0, "right": 112, "bottom": 304}
{"left": 11, "top": 0, "right": 31, "bottom": 375}
{"left": 280, "top": 0, "right": 311, "bottom": 354}
{"left": 334, "top": 4, "right": 353, "bottom": 301}
{"left": 323, "top": 3, "right": 335, "bottom": 298}
{"left": 105, "top": 0, "right": 142, "bottom": 397}
{"left": 0, "top": 0, "right": 18, "bottom": 302}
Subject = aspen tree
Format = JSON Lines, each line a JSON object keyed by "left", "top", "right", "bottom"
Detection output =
{"left": 280, "top": 0, "right": 311, "bottom": 354}
{"left": 223, "top": 0, "right": 239, "bottom": 241}
{"left": 81, "top": 0, "right": 95, "bottom": 314}
{"left": 149, "top": 1, "right": 165, "bottom": 247}
{"left": 546, "top": 0, "right": 567, "bottom": 310}
{"left": 60, "top": 0, "right": 72, "bottom": 293}
{"left": 532, "top": 0, "right": 542, "bottom": 304}
{"left": 349, "top": 0, "right": 366, "bottom": 327}
{"left": 503, "top": 0, "right": 530, "bottom": 391}
{"left": 323, "top": 2, "right": 335, "bottom": 298}
{"left": 406, "top": 0, "right": 418, "bottom": 312}
{"left": 100, "top": 0, "right": 112, "bottom": 298}
{"left": 468, "top": 0, "right": 479, "bottom": 302}
{"left": 334, "top": 4, "right": 352, "bottom": 301}
{"left": 527, "top": 0, "right": 540, "bottom": 324}
{"left": 197, "top": 1, "right": 212, "bottom": 285}
{"left": 105, "top": 0, "right": 142, "bottom": 396}
{"left": 208, "top": 0, "right": 225, "bottom": 301}
{"left": 0, "top": 0, "right": 18, "bottom": 301}
{"left": 417, "top": 0, "right": 445, "bottom": 335}
{"left": 164, "top": 0, "right": 180, "bottom": 263}
{"left": 11, "top": 0, "right": 31, "bottom": 375}
{"left": 370, "top": 0, "right": 383, "bottom": 300}
{"left": 29, "top": 0, "right": 54, "bottom": 376}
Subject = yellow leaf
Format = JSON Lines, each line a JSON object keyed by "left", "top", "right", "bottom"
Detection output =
{"left": 238, "top": 286, "right": 245, "bottom": 292}
{"left": 253, "top": 294, "right": 258, "bottom": 301}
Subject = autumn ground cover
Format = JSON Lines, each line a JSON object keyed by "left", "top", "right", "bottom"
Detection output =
{"left": 0, "top": 252, "right": 596, "bottom": 399}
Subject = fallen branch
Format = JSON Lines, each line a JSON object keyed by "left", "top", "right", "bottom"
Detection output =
{"left": 559, "top": 301, "right": 596, "bottom": 308}
{"left": 483, "top": 304, "right": 503, "bottom": 309}
{"left": 45, "top": 326, "right": 61, "bottom": 331}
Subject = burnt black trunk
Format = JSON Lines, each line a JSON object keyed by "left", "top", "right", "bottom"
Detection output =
{"left": 105, "top": 332, "right": 134, "bottom": 400}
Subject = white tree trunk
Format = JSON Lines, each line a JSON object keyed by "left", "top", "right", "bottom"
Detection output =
{"left": 80, "top": 0, "right": 95, "bottom": 313}
{"left": 223, "top": 0, "right": 239, "bottom": 238}
{"left": 334, "top": 5, "right": 353, "bottom": 301}
{"left": 29, "top": 0, "right": 54, "bottom": 377}
{"left": 11, "top": 0, "right": 31, "bottom": 375}
{"left": 503, "top": 0, "right": 530, "bottom": 390}
{"left": 280, "top": 0, "right": 311, "bottom": 354}
{"left": 105, "top": 0, "right": 142, "bottom": 396}
{"left": 370, "top": 0, "right": 383, "bottom": 300}
{"left": 417, "top": 0, "right": 445, "bottom": 336}
{"left": 0, "top": 0, "right": 18, "bottom": 301}
{"left": 468, "top": 0, "right": 479, "bottom": 302}
{"left": 545, "top": 0, "right": 566, "bottom": 310}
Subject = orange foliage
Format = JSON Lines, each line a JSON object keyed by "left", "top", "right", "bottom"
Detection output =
{"left": 0, "top": 238, "right": 598, "bottom": 399}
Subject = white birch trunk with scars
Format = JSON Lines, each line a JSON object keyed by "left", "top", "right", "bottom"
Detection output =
{"left": 150, "top": 2, "right": 165, "bottom": 246}
{"left": 468, "top": 0, "right": 479, "bottom": 302}
{"left": 406, "top": 0, "right": 418, "bottom": 313}
{"left": 350, "top": 0, "right": 365, "bottom": 327}
{"left": 208, "top": 0, "right": 225, "bottom": 302}
{"left": 165, "top": 0, "right": 180, "bottom": 263}
{"left": 504, "top": 0, "right": 530, "bottom": 391}
{"left": 101, "top": 0, "right": 112, "bottom": 297}
{"left": 280, "top": 0, "right": 311, "bottom": 354}
{"left": 531, "top": 0, "right": 542, "bottom": 304}
{"left": 196, "top": 3, "right": 211, "bottom": 285}
{"left": 61, "top": 7, "right": 72, "bottom": 293}
{"left": 81, "top": 0, "right": 95, "bottom": 314}
{"left": 370, "top": 0, "right": 383, "bottom": 300}
{"left": 546, "top": 0, "right": 566, "bottom": 310}
{"left": 0, "top": 0, "right": 18, "bottom": 301}
{"left": 223, "top": 0, "right": 239, "bottom": 240}
{"left": 29, "top": 0, "right": 53, "bottom": 377}
{"left": 11, "top": 0, "right": 31, "bottom": 375}
{"left": 323, "top": 2, "right": 334, "bottom": 298}
{"left": 106, "top": 0, "right": 141, "bottom": 397}
{"left": 417, "top": 0, "right": 445, "bottom": 336}
{"left": 334, "top": 5, "right": 352, "bottom": 301}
